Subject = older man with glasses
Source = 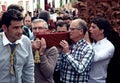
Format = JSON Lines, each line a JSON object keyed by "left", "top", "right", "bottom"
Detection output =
{"left": 55, "top": 18, "right": 95, "bottom": 83}
{"left": 31, "top": 18, "right": 59, "bottom": 83}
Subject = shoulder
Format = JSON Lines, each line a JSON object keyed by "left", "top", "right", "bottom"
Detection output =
{"left": 0, "top": 32, "right": 3, "bottom": 40}
{"left": 21, "top": 34, "right": 30, "bottom": 40}
{"left": 48, "top": 46, "right": 58, "bottom": 53}
{"left": 21, "top": 35, "right": 31, "bottom": 44}
{"left": 0, "top": 32, "right": 3, "bottom": 36}
{"left": 49, "top": 46, "right": 57, "bottom": 50}
{"left": 46, "top": 46, "right": 58, "bottom": 56}
{"left": 105, "top": 38, "right": 115, "bottom": 49}
{"left": 83, "top": 39, "right": 93, "bottom": 49}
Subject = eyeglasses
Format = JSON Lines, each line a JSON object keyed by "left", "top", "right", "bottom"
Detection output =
{"left": 33, "top": 27, "right": 47, "bottom": 30}
{"left": 69, "top": 27, "right": 81, "bottom": 30}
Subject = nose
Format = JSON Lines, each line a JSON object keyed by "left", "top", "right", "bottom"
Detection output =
{"left": 19, "top": 27, "right": 23, "bottom": 33}
{"left": 36, "top": 28, "right": 40, "bottom": 33}
{"left": 89, "top": 26, "right": 92, "bottom": 32}
{"left": 69, "top": 28, "right": 72, "bottom": 32}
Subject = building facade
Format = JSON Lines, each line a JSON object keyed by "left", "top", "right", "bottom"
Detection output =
{"left": 0, "top": 0, "right": 71, "bottom": 15}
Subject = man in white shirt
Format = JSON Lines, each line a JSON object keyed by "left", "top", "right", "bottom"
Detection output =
{"left": 0, "top": 9, "right": 34, "bottom": 83}
{"left": 88, "top": 17, "right": 115, "bottom": 83}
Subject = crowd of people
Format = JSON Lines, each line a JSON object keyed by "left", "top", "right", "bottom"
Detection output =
{"left": 0, "top": 3, "right": 120, "bottom": 83}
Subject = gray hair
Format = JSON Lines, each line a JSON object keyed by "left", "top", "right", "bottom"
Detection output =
{"left": 75, "top": 19, "right": 88, "bottom": 34}
{"left": 32, "top": 18, "right": 48, "bottom": 29}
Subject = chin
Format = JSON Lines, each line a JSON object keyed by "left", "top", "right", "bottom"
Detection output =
{"left": 17, "top": 36, "right": 22, "bottom": 39}
{"left": 69, "top": 36, "right": 72, "bottom": 39}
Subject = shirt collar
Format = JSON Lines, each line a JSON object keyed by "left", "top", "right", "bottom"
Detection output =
{"left": 2, "top": 32, "right": 23, "bottom": 46}
{"left": 72, "top": 38, "right": 85, "bottom": 48}
{"left": 93, "top": 37, "right": 107, "bottom": 45}
{"left": 76, "top": 38, "right": 85, "bottom": 45}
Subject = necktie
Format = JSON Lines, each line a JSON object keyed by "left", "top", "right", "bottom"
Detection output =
{"left": 34, "top": 50, "right": 40, "bottom": 63}
{"left": 9, "top": 44, "right": 16, "bottom": 53}
{"left": 9, "top": 44, "right": 17, "bottom": 75}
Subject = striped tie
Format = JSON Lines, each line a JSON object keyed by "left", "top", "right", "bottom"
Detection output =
{"left": 9, "top": 44, "right": 16, "bottom": 53}
{"left": 9, "top": 44, "right": 16, "bottom": 75}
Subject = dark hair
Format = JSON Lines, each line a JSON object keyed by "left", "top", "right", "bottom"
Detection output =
{"left": 62, "top": 15, "right": 72, "bottom": 20}
{"left": 24, "top": 13, "right": 32, "bottom": 21}
{"left": 56, "top": 21, "right": 69, "bottom": 30}
{"left": 1, "top": 9, "right": 23, "bottom": 27}
{"left": 7, "top": 4, "right": 24, "bottom": 12}
{"left": 56, "top": 16, "right": 63, "bottom": 21}
{"left": 91, "top": 17, "right": 111, "bottom": 37}
{"left": 38, "top": 10, "right": 50, "bottom": 23}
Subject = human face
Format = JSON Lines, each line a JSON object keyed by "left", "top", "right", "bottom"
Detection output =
{"left": 3, "top": 20, "right": 23, "bottom": 43}
{"left": 57, "top": 25, "right": 68, "bottom": 32}
{"left": 24, "top": 15, "right": 31, "bottom": 27}
{"left": 32, "top": 22, "right": 48, "bottom": 36}
{"left": 69, "top": 21, "right": 82, "bottom": 42}
{"left": 89, "top": 23, "right": 104, "bottom": 41}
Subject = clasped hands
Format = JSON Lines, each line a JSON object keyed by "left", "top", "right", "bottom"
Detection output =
{"left": 32, "top": 38, "right": 70, "bottom": 55}
{"left": 32, "top": 38, "right": 46, "bottom": 56}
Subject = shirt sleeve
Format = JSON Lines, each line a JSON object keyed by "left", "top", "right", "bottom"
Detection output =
{"left": 93, "top": 43, "right": 115, "bottom": 62}
{"left": 22, "top": 38, "right": 34, "bottom": 83}
{"left": 39, "top": 46, "right": 58, "bottom": 79}
{"left": 64, "top": 46, "right": 94, "bottom": 74}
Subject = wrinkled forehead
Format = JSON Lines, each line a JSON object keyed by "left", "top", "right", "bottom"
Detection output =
{"left": 70, "top": 21, "right": 79, "bottom": 28}
{"left": 10, "top": 20, "right": 23, "bottom": 25}
{"left": 24, "top": 16, "right": 31, "bottom": 21}
{"left": 32, "top": 21, "right": 45, "bottom": 27}
{"left": 8, "top": 20, "right": 23, "bottom": 28}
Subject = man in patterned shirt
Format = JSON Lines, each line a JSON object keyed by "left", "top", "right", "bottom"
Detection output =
{"left": 55, "top": 18, "right": 95, "bottom": 83}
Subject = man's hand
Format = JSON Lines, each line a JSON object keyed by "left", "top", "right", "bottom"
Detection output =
{"left": 39, "top": 38, "right": 46, "bottom": 55}
{"left": 60, "top": 40, "right": 69, "bottom": 54}
{"left": 32, "top": 38, "right": 41, "bottom": 51}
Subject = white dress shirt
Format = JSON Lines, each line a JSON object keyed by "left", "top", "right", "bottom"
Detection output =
{"left": 0, "top": 32, "right": 34, "bottom": 83}
{"left": 88, "top": 37, "right": 115, "bottom": 83}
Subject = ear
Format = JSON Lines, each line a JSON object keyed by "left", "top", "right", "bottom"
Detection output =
{"left": 100, "top": 29, "right": 104, "bottom": 34}
{"left": 2, "top": 24, "right": 8, "bottom": 33}
{"left": 78, "top": 29, "right": 83, "bottom": 35}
